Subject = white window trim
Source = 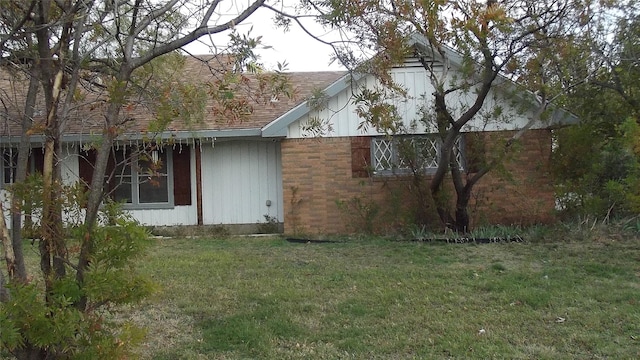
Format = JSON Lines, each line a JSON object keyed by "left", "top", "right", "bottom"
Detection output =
{"left": 371, "top": 135, "right": 465, "bottom": 176}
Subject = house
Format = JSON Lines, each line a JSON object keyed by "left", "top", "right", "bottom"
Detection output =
{"left": 0, "top": 38, "right": 576, "bottom": 234}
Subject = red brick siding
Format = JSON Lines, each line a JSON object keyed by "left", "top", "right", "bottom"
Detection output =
{"left": 468, "top": 129, "right": 555, "bottom": 226}
{"left": 281, "top": 129, "right": 555, "bottom": 234}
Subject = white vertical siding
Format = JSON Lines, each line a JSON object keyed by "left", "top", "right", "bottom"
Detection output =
{"left": 201, "top": 140, "right": 283, "bottom": 225}
{"left": 2, "top": 141, "right": 283, "bottom": 228}
{"left": 288, "top": 67, "right": 535, "bottom": 139}
{"left": 127, "top": 205, "right": 197, "bottom": 226}
{"left": 2, "top": 146, "right": 80, "bottom": 229}
{"left": 59, "top": 145, "right": 79, "bottom": 185}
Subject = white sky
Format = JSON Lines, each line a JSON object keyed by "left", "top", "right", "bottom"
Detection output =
{"left": 183, "top": 5, "right": 346, "bottom": 72}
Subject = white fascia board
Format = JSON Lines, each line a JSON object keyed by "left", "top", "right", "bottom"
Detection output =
{"left": 549, "top": 108, "right": 580, "bottom": 127}
{"left": 261, "top": 72, "right": 366, "bottom": 138}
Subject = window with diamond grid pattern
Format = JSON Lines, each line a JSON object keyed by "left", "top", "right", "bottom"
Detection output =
{"left": 371, "top": 136, "right": 463, "bottom": 175}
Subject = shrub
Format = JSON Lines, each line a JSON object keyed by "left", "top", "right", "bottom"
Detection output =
{"left": 1, "top": 198, "right": 154, "bottom": 359}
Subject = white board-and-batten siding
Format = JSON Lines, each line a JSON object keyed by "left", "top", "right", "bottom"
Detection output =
{"left": 1, "top": 147, "right": 82, "bottom": 229}
{"left": 287, "top": 67, "right": 538, "bottom": 139}
{"left": 201, "top": 140, "right": 283, "bottom": 225}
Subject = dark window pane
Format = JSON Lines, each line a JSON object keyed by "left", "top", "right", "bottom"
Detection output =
{"left": 3, "top": 150, "right": 17, "bottom": 184}
{"left": 139, "top": 176, "right": 168, "bottom": 203}
{"left": 112, "top": 176, "right": 133, "bottom": 203}
{"left": 114, "top": 150, "right": 132, "bottom": 176}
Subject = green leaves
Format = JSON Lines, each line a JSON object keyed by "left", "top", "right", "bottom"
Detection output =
{"left": 553, "top": 11, "right": 640, "bottom": 218}
{"left": 353, "top": 87, "right": 404, "bottom": 135}
{"left": 0, "top": 281, "right": 82, "bottom": 353}
{"left": 228, "top": 27, "right": 264, "bottom": 73}
{"left": 554, "top": 118, "right": 640, "bottom": 217}
{"left": 0, "top": 199, "right": 153, "bottom": 358}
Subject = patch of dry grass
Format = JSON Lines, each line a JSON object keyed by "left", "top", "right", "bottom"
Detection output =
{"left": 124, "top": 235, "right": 640, "bottom": 359}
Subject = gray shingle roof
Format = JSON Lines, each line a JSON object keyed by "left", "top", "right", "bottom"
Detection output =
{"left": 0, "top": 55, "right": 345, "bottom": 142}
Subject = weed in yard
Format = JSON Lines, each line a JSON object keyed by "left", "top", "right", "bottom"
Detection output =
{"left": 256, "top": 214, "right": 280, "bottom": 234}
{"left": 408, "top": 224, "right": 433, "bottom": 240}
{"left": 490, "top": 262, "right": 507, "bottom": 272}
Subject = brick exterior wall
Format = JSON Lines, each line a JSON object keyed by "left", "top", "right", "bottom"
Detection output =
{"left": 281, "top": 129, "right": 555, "bottom": 234}
{"left": 468, "top": 130, "right": 555, "bottom": 226}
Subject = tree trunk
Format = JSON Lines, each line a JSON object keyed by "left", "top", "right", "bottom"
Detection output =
{"left": 430, "top": 136, "right": 460, "bottom": 230}
{"left": 432, "top": 188, "right": 454, "bottom": 229}
{"left": 0, "top": 264, "right": 6, "bottom": 303}
{"left": 454, "top": 207, "right": 470, "bottom": 233}
{"left": 77, "top": 83, "right": 128, "bottom": 310}
{"left": 40, "top": 69, "right": 68, "bottom": 290}
{"left": 0, "top": 201, "right": 15, "bottom": 302}
{"left": 41, "top": 138, "right": 67, "bottom": 280}
{"left": 429, "top": 90, "right": 462, "bottom": 230}
{"left": 35, "top": 0, "right": 73, "bottom": 286}
{"left": 431, "top": 175, "right": 473, "bottom": 233}
{"left": 453, "top": 185, "right": 473, "bottom": 233}
{"left": 10, "top": 66, "right": 41, "bottom": 283}
{"left": 430, "top": 146, "right": 455, "bottom": 228}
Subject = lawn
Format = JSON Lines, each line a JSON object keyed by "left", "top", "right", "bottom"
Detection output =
{"left": 121, "top": 235, "right": 640, "bottom": 359}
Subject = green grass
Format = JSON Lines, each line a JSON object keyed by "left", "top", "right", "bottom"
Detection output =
{"left": 116, "top": 235, "right": 640, "bottom": 359}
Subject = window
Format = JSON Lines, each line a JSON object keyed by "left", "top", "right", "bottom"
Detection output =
{"left": 2, "top": 149, "right": 18, "bottom": 184}
{"left": 1, "top": 148, "right": 43, "bottom": 185}
{"left": 109, "top": 147, "right": 173, "bottom": 208}
{"left": 79, "top": 145, "right": 192, "bottom": 208}
{"left": 371, "top": 135, "right": 464, "bottom": 175}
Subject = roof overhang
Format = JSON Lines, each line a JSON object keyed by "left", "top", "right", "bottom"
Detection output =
{"left": 548, "top": 108, "right": 579, "bottom": 127}
{"left": 261, "top": 72, "right": 367, "bottom": 138}
{"left": 0, "top": 128, "right": 264, "bottom": 146}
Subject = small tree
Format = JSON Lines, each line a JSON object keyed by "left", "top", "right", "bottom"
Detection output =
{"left": 1, "top": 1, "right": 291, "bottom": 358}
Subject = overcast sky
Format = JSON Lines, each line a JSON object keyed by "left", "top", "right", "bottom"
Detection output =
{"left": 183, "top": 5, "right": 346, "bottom": 72}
